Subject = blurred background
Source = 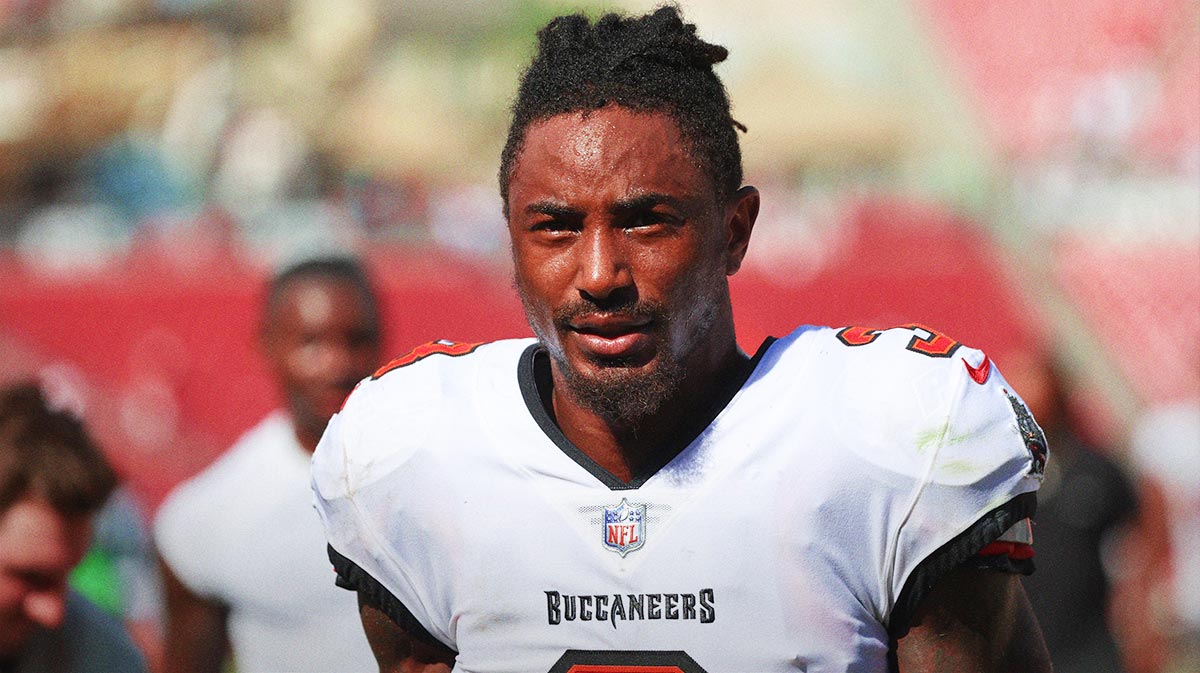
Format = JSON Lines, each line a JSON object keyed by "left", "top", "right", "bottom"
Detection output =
{"left": 0, "top": 0, "right": 1196, "bottom": 670}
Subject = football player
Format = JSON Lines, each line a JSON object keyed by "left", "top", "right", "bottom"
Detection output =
{"left": 313, "top": 7, "right": 1052, "bottom": 671}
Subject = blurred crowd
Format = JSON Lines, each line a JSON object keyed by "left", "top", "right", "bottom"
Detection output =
{"left": 0, "top": 0, "right": 549, "bottom": 267}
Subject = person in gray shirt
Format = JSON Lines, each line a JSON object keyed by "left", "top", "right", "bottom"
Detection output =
{"left": 0, "top": 384, "right": 147, "bottom": 673}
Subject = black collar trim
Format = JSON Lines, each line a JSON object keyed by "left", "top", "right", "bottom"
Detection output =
{"left": 517, "top": 338, "right": 776, "bottom": 490}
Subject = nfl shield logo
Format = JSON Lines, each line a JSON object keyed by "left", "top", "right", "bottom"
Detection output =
{"left": 603, "top": 498, "right": 646, "bottom": 557}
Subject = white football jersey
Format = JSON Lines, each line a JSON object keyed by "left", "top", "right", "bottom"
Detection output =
{"left": 312, "top": 325, "right": 1045, "bottom": 672}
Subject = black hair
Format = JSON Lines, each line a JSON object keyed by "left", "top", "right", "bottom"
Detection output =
{"left": 0, "top": 383, "right": 117, "bottom": 516}
{"left": 499, "top": 4, "right": 745, "bottom": 214}
{"left": 262, "top": 256, "right": 382, "bottom": 335}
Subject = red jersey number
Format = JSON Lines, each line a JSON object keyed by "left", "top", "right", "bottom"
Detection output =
{"left": 549, "top": 650, "right": 708, "bottom": 673}
{"left": 836, "top": 324, "right": 961, "bottom": 358}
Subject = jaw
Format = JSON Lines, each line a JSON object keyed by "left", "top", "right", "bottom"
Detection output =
{"left": 552, "top": 348, "right": 686, "bottom": 427}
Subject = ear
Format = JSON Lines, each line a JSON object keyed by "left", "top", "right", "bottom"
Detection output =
{"left": 723, "top": 185, "right": 759, "bottom": 275}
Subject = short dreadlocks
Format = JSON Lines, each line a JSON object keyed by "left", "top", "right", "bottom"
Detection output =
{"left": 499, "top": 5, "right": 745, "bottom": 215}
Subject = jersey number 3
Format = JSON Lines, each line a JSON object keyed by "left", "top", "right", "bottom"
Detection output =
{"left": 836, "top": 323, "right": 961, "bottom": 358}
{"left": 549, "top": 650, "right": 708, "bottom": 673}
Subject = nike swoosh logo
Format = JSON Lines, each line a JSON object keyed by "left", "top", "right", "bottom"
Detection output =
{"left": 963, "top": 354, "right": 992, "bottom": 384}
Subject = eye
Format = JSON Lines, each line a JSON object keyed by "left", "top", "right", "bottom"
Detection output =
{"left": 626, "top": 210, "right": 678, "bottom": 232}
{"left": 531, "top": 219, "right": 571, "bottom": 232}
{"left": 529, "top": 218, "right": 580, "bottom": 239}
{"left": 18, "top": 570, "right": 63, "bottom": 592}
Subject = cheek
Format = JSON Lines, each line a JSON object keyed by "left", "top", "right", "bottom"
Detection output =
{"left": 658, "top": 255, "right": 726, "bottom": 339}
{"left": 0, "top": 576, "right": 21, "bottom": 609}
{"left": 514, "top": 263, "right": 553, "bottom": 318}
{"left": 642, "top": 237, "right": 713, "bottom": 296}
{"left": 513, "top": 246, "right": 570, "bottom": 311}
{"left": 515, "top": 242, "right": 573, "bottom": 289}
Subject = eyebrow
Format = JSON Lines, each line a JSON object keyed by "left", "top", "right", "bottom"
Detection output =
{"left": 612, "top": 193, "right": 687, "bottom": 214}
{"left": 523, "top": 193, "right": 688, "bottom": 218}
{"left": 524, "top": 201, "right": 581, "bottom": 219}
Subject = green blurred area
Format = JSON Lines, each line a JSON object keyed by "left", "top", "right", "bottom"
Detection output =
{"left": 69, "top": 547, "right": 124, "bottom": 616}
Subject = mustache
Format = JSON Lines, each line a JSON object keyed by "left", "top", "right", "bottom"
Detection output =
{"left": 552, "top": 296, "right": 668, "bottom": 328}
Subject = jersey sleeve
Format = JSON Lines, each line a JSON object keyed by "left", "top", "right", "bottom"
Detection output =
{"left": 310, "top": 374, "right": 457, "bottom": 654}
{"left": 885, "top": 348, "right": 1045, "bottom": 637}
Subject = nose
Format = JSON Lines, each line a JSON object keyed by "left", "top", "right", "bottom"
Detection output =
{"left": 319, "top": 342, "right": 356, "bottom": 378}
{"left": 24, "top": 590, "right": 67, "bottom": 629}
{"left": 575, "top": 226, "right": 634, "bottom": 306}
{"left": 299, "top": 337, "right": 361, "bottom": 383}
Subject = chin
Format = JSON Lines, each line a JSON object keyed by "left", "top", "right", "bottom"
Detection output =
{"left": 0, "top": 626, "right": 29, "bottom": 659}
{"left": 561, "top": 351, "right": 685, "bottom": 424}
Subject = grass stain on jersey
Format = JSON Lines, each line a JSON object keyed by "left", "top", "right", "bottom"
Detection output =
{"left": 937, "top": 458, "right": 984, "bottom": 478}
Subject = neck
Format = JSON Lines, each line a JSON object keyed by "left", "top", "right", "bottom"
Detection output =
{"left": 292, "top": 421, "right": 321, "bottom": 455}
{"left": 549, "top": 335, "right": 750, "bottom": 483}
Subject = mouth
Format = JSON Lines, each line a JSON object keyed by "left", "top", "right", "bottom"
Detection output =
{"left": 567, "top": 315, "right": 654, "bottom": 360}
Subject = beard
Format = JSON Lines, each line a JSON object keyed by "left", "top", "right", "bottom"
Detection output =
{"left": 516, "top": 282, "right": 717, "bottom": 425}
{"left": 555, "top": 336, "right": 687, "bottom": 425}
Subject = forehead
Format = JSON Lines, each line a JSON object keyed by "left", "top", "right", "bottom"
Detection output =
{"left": 508, "top": 106, "right": 713, "bottom": 210}
{"left": 269, "top": 277, "right": 371, "bottom": 329}
{"left": 0, "top": 498, "right": 88, "bottom": 568}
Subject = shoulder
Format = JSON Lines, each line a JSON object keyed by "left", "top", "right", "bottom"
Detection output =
{"left": 801, "top": 323, "right": 976, "bottom": 390}
{"left": 353, "top": 338, "right": 526, "bottom": 410}
{"left": 769, "top": 323, "right": 1045, "bottom": 481}
{"left": 768, "top": 323, "right": 972, "bottom": 386}
{"left": 770, "top": 325, "right": 1046, "bottom": 632}
{"left": 311, "top": 338, "right": 532, "bottom": 501}
{"left": 153, "top": 413, "right": 295, "bottom": 579}
{"left": 156, "top": 413, "right": 290, "bottom": 526}
{"left": 769, "top": 322, "right": 1001, "bottom": 423}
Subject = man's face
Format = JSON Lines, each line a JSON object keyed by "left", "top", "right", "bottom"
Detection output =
{"left": 263, "top": 278, "right": 381, "bottom": 442}
{"left": 0, "top": 498, "right": 92, "bottom": 658}
{"left": 506, "top": 105, "right": 753, "bottom": 421}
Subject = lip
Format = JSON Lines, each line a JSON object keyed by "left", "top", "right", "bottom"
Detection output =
{"left": 567, "top": 315, "right": 653, "bottom": 359}
{"left": 569, "top": 314, "right": 651, "bottom": 336}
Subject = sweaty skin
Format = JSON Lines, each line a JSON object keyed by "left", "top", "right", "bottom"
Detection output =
{"left": 507, "top": 105, "right": 758, "bottom": 481}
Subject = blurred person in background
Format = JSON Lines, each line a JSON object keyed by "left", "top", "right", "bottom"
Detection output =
{"left": 0, "top": 383, "right": 148, "bottom": 673}
{"left": 70, "top": 487, "right": 165, "bottom": 672}
{"left": 1010, "top": 354, "right": 1172, "bottom": 673}
{"left": 1130, "top": 400, "right": 1200, "bottom": 673}
{"left": 153, "top": 257, "right": 383, "bottom": 673}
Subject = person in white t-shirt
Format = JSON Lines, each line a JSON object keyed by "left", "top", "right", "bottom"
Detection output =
{"left": 155, "top": 257, "right": 383, "bottom": 673}
{"left": 311, "top": 7, "right": 1053, "bottom": 672}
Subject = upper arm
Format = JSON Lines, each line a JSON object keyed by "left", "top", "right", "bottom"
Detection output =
{"left": 894, "top": 566, "right": 1050, "bottom": 673}
{"left": 158, "top": 557, "right": 229, "bottom": 673}
{"left": 357, "top": 593, "right": 454, "bottom": 673}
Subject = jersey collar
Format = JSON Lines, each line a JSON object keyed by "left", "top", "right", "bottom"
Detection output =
{"left": 517, "top": 337, "right": 776, "bottom": 490}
